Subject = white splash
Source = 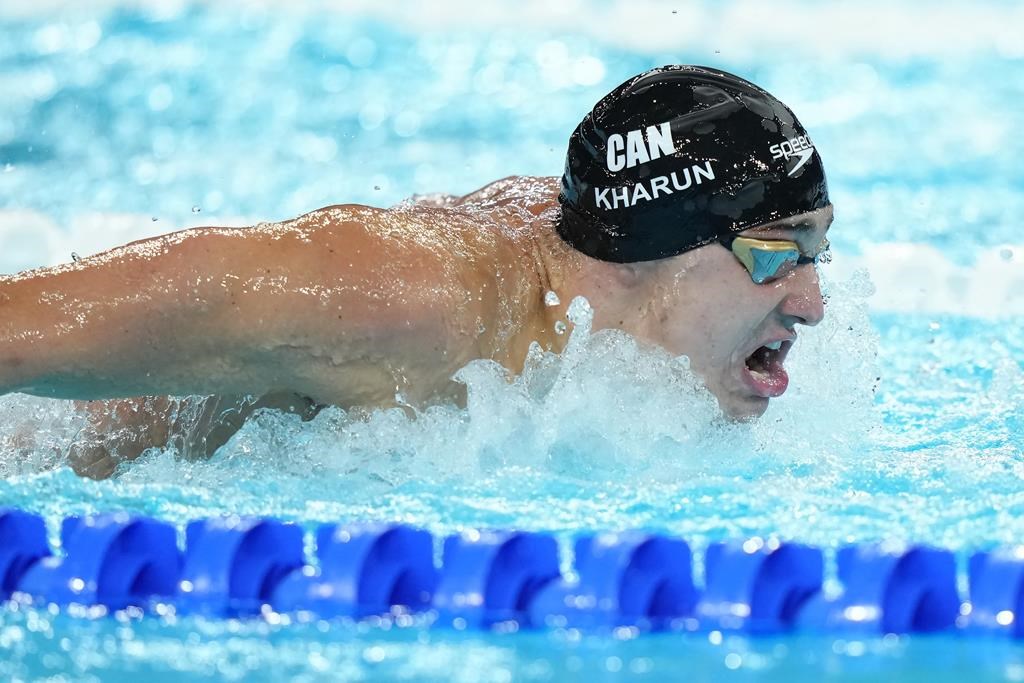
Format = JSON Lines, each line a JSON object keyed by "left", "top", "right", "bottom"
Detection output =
{"left": 3, "top": 268, "right": 1021, "bottom": 548}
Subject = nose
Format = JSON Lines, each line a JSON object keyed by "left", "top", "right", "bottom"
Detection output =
{"left": 779, "top": 264, "right": 825, "bottom": 326}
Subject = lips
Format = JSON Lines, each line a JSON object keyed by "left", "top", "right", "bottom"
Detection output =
{"left": 739, "top": 338, "right": 794, "bottom": 398}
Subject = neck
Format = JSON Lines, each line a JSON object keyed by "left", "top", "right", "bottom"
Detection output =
{"left": 523, "top": 218, "right": 648, "bottom": 348}
{"left": 490, "top": 218, "right": 581, "bottom": 370}
{"left": 492, "top": 212, "right": 656, "bottom": 373}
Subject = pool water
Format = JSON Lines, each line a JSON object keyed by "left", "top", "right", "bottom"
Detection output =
{"left": 1, "top": 1, "right": 1023, "bottom": 680}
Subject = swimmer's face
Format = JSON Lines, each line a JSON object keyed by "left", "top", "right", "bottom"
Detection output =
{"left": 642, "top": 206, "right": 833, "bottom": 420}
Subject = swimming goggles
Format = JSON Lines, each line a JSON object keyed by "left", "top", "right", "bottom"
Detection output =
{"left": 719, "top": 234, "right": 831, "bottom": 284}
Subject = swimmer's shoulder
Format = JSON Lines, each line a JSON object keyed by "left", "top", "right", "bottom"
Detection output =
{"left": 286, "top": 182, "right": 554, "bottom": 293}
{"left": 283, "top": 201, "right": 505, "bottom": 303}
{"left": 453, "top": 175, "right": 561, "bottom": 216}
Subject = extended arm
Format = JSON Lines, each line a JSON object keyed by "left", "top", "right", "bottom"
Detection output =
{"left": 0, "top": 205, "right": 485, "bottom": 405}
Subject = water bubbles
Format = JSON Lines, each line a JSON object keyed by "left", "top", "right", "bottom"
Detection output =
{"left": 362, "top": 645, "right": 386, "bottom": 663}
{"left": 131, "top": 158, "right": 158, "bottom": 185}
{"left": 33, "top": 24, "right": 66, "bottom": 55}
{"left": 571, "top": 56, "right": 606, "bottom": 87}
{"left": 191, "top": 206, "right": 201, "bottom": 213}
{"left": 553, "top": 320, "right": 567, "bottom": 335}
{"left": 24, "top": 69, "right": 57, "bottom": 102}
{"left": 147, "top": 84, "right": 173, "bottom": 112}
{"left": 75, "top": 21, "right": 102, "bottom": 52}
{"left": 534, "top": 40, "right": 569, "bottom": 72}
{"left": 293, "top": 133, "right": 338, "bottom": 164}
{"left": 392, "top": 111, "right": 421, "bottom": 138}
{"left": 544, "top": 291, "right": 561, "bottom": 307}
{"left": 816, "top": 241, "right": 833, "bottom": 264}
{"left": 70, "top": 252, "right": 80, "bottom": 262}
{"left": 346, "top": 37, "right": 377, "bottom": 68}
{"left": 321, "top": 64, "right": 351, "bottom": 93}
{"left": 565, "top": 296, "right": 593, "bottom": 326}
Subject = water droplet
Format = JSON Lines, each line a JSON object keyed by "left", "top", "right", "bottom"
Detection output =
{"left": 192, "top": 206, "right": 201, "bottom": 213}
{"left": 928, "top": 321, "right": 941, "bottom": 331}
{"left": 554, "top": 320, "right": 567, "bottom": 335}
{"left": 70, "top": 252, "right": 80, "bottom": 262}
{"left": 151, "top": 217, "right": 159, "bottom": 222}
{"left": 566, "top": 296, "right": 593, "bottom": 325}
{"left": 544, "top": 290, "right": 561, "bottom": 307}
{"left": 1000, "top": 247, "right": 1014, "bottom": 261}
{"left": 373, "top": 185, "right": 381, "bottom": 190}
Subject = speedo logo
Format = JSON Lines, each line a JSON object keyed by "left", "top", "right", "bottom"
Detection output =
{"left": 770, "top": 135, "right": 816, "bottom": 176}
{"left": 606, "top": 121, "right": 676, "bottom": 172}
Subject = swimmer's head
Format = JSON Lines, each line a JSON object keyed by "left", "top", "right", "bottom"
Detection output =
{"left": 551, "top": 66, "right": 832, "bottom": 419}
{"left": 557, "top": 65, "right": 830, "bottom": 262}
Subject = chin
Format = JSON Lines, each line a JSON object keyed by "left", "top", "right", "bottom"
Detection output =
{"left": 719, "top": 395, "right": 770, "bottom": 421}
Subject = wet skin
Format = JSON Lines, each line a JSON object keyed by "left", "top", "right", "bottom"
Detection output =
{"left": 0, "top": 176, "right": 831, "bottom": 477}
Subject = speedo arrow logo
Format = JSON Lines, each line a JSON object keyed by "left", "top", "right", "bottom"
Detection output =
{"left": 788, "top": 148, "right": 814, "bottom": 176}
{"left": 769, "top": 135, "right": 816, "bottom": 177}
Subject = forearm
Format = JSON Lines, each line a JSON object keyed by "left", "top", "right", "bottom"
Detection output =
{"left": 67, "top": 397, "right": 174, "bottom": 479}
{"left": 0, "top": 230, "right": 237, "bottom": 399}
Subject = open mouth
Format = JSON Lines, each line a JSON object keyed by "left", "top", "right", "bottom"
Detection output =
{"left": 740, "top": 339, "right": 793, "bottom": 398}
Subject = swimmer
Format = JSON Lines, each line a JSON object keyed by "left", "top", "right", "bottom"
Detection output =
{"left": 0, "top": 65, "right": 832, "bottom": 478}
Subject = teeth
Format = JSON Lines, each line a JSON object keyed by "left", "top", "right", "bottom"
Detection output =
{"left": 765, "top": 341, "right": 783, "bottom": 351}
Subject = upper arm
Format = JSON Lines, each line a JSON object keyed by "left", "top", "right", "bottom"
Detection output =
{"left": 0, "top": 203, "right": 490, "bottom": 405}
{"left": 186, "top": 204, "right": 492, "bottom": 405}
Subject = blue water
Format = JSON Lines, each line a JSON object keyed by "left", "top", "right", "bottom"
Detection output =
{"left": 1, "top": 2, "right": 1023, "bottom": 680}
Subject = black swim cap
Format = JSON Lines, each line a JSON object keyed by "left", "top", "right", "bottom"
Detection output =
{"left": 558, "top": 65, "right": 830, "bottom": 263}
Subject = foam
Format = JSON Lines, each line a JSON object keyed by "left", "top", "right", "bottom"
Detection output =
{"left": 0, "top": 271, "right": 881, "bottom": 494}
{"left": 1, "top": 264, "right": 1022, "bottom": 549}
{"left": 827, "top": 242, "right": 1024, "bottom": 318}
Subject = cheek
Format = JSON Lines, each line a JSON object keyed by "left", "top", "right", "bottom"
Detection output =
{"left": 693, "top": 306, "right": 743, "bottom": 362}
{"left": 647, "top": 253, "right": 767, "bottom": 358}
{"left": 653, "top": 285, "right": 726, "bottom": 357}
{"left": 665, "top": 287, "right": 766, "bottom": 364}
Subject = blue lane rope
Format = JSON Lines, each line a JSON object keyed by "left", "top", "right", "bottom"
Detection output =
{"left": 0, "top": 508, "right": 1019, "bottom": 635}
